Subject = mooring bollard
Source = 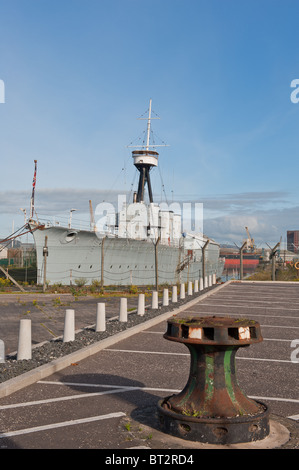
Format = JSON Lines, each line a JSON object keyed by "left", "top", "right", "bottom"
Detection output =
{"left": 63, "top": 309, "right": 75, "bottom": 342}
{"left": 96, "top": 303, "right": 106, "bottom": 332}
{"left": 180, "top": 283, "right": 185, "bottom": 299}
{"left": 0, "top": 339, "right": 5, "bottom": 363}
{"left": 199, "top": 278, "right": 204, "bottom": 291}
{"left": 17, "top": 319, "right": 32, "bottom": 360}
{"left": 152, "top": 291, "right": 158, "bottom": 309}
{"left": 187, "top": 281, "right": 193, "bottom": 296}
{"left": 158, "top": 315, "right": 270, "bottom": 444}
{"left": 119, "top": 297, "right": 127, "bottom": 322}
{"left": 137, "top": 293, "right": 145, "bottom": 316}
{"left": 172, "top": 285, "right": 177, "bottom": 303}
{"left": 163, "top": 288, "right": 169, "bottom": 306}
{"left": 194, "top": 280, "right": 199, "bottom": 293}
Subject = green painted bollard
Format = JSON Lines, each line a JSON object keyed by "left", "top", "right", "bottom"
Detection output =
{"left": 158, "top": 316, "right": 270, "bottom": 444}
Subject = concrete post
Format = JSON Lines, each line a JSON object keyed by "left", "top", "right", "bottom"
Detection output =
{"left": 152, "top": 291, "right": 158, "bottom": 309}
{"left": 204, "top": 276, "right": 208, "bottom": 289}
{"left": 17, "top": 319, "right": 32, "bottom": 360}
{"left": 0, "top": 339, "right": 5, "bottom": 363}
{"left": 163, "top": 288, "right": 169, "bottom": 306}
{"left": 96, "top": 303, "right": 106, "bottom": 332}
{"left": 180, "top": 283, "right": 185, "bottom": 299}
{"left": 194, "top": 279, "right": 199, "bottom": 293}
{"left": 119, "top": 298, "right": 128, "bottom": 322}
{"left": 63, "top": 309, "right": 75, "bottom": 342}
{"left": 208, "top": 275, "right": 212, "bottom": 287}
{"left": 172, "top": 285, "right": 178, "bottom": 303}
{"left": 137, "top": 293, "right": 145, "bottom": 316}
{"left": 188, "top": 281, "right": 193, "bottom": 295}
{"left": 199, "top": 278, "right": 204, "bottom": 291}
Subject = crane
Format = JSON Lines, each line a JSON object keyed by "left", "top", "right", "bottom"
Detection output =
{"left": 245, "top": 226, "right": 255, "bottom": 252}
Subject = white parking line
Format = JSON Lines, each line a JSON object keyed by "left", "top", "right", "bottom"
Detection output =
{"left": 0, "top": 412, "right": 126, "bottom": 439}
{"left": 2, "top": 381, "right": 298, "bottom": 411}
{"left": 194, "top": 303, "right": 299, "bottom": 314}
{"left": 104, "top": 348, "right": 296, "bottom": 363}
{"left": 287, "top": 414, "right": 299, "bottom": 421}
{"left": 0, "top": 387, "right": 139, "bottom": 410}
{"left": 187, "top": 310, "right": 299, "bottom": 320}
{"left": 142, "top": 331, "right": 293, "bottom": 341}
{"left": 208, "top": 296, "right": 299, "bottom": 303}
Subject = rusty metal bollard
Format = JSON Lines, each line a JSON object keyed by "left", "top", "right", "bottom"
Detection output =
{"left": 157, "top": 316, "right": 270, "bottom": 444}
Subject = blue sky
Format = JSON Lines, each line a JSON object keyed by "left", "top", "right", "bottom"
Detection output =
{"left": 1, "top": 0, "right": 299, "bottom": 247}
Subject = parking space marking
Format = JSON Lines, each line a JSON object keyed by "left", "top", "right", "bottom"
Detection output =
{"left": 0, "top": 387, "right": 139, "bottom": 410}
{"left": 38, "top": 380, "right": 182, "bottom": 394}
{"left": 207, "top": 296, "right": 299, "bottom": 303}
{"left": 196, "top": 303, "right": 299, "bottom": 313}
{"left": 141, "top": 331, "right": 293, "bottom": 341}
{"left": 0, "top": 412, "right": 126, "bottom": 439}
{"left": 187, "top": 310, "right": 299, "bottom": 320}
{"left": 2, "top": 381, "right": 298, "bottom": 412}
{"left": 103, "top": 348, "right": 296, "bottom": 363}
{"left": 288, "top": 414, "right": 299, "bottom": 421}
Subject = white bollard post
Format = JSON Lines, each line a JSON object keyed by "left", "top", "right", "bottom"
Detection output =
{"left": 180, "top": 283, "right": 185, "bottom": 299}
{"left": 212, "top": 273, "right": 216, "bottom": 284}
{"left": 17, "top": 319, "right": 32, "bottom": 360}
{"left": 96, "top": 303, "right": 106, "bottom": 332}
{"left": 119, "top": 297, "right": 128, "bottom": 322}
{"left": 194, "top": 279, "right": 199, "bottom": 293}
{"left": 199, "top": 278, "right": 204, "bottom": 291}
{"left": 63, "top": 309, "right": 75, "bottom": 342}
{"left": 208, "top": 275, "right": 212, "bottom": 287}
{"left": 137, "top": 293, "right": 145, "bottom": 316}
{"left": 163, "top": 288, "right": 169, "bottom": 306}
{"left": 187, "top": 281, "right": 193, "bottom": 296}
{"left": 204, "top": 276, "right": 208, "bottom": 289}
{"left": 152, "top": 291, "right": 158, "bottom": 309}
{"left": 172, "top": 285, "right": 177, "bottom": 303}
{"left": 0, "top": 339, "right": 5, "bottom": 363}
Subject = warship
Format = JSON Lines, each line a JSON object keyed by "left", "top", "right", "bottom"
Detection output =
{"left": 29, "top": 101, "right": 225, "bottom": 286}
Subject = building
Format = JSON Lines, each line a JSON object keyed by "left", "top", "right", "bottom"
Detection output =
{"left": 287, "top": 230, "right": 299, "bottom": 253}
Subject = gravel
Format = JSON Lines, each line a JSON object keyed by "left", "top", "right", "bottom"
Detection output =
{"left": 0, "top": 287, "right": 215, "bottom": 383}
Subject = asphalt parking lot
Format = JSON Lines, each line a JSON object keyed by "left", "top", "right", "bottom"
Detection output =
{"left": 0, "top": 281, "right": 298, "bottom": 452}
{"left": 0, "top": 292, "right": 139, "bottom": 354}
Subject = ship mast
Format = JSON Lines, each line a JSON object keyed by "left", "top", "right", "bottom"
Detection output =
{"left": 129, "top": 99, "right": 166, "bottom": 203}
{"left": 29, "top": 160, "right": 37, "bottom": 219}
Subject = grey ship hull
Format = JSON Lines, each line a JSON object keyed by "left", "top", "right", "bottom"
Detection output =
{"left": 31, "top": 224, "right": 224, "bottom": 286}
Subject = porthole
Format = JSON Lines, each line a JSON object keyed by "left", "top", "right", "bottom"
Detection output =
{"left": 60, "top": 230, "right": 78, "bottom": 244}
{"left": 65, "top": 231, "right": 77, "bottom": 242}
